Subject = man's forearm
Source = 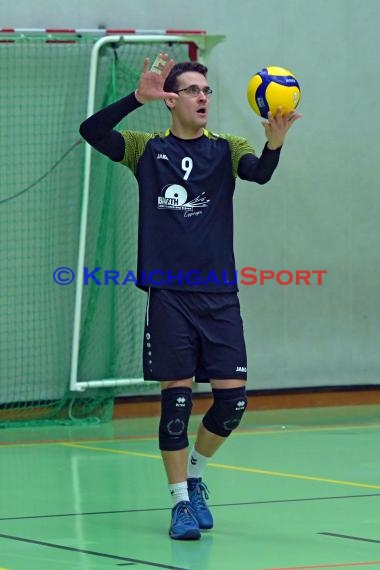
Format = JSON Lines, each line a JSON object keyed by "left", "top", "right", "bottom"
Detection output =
{"left": 238, "top": 143, "right": 281, "bottom": 185}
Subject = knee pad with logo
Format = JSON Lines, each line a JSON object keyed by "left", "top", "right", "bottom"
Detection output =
{"left": 202, "top": 386, "right": 247, "bottom": 437}
{"left": 159, "top": 387, "right": 193, "bottom": 451}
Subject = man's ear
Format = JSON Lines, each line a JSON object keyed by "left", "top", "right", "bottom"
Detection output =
{"left": 165, "top": 95, "right": 177, "bottom": 110}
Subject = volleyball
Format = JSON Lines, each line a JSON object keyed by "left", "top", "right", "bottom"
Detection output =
{"left": 247, "top": 66, "right": 301, "bottom": 118}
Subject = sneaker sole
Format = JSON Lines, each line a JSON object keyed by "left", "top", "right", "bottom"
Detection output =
{"left": 169, "top": 529, "right": 201, "bottom": 540}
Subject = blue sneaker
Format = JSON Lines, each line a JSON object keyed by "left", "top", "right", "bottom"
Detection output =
{"left": 187, "top": 477, "right": 213, "bottom": 530}
{"left": 169, "top": 501, "right": 201, "bottom": 540}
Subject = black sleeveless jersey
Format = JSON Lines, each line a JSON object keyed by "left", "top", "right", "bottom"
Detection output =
{"left": 120, "top": 128, "right": 256, "bottom": 292}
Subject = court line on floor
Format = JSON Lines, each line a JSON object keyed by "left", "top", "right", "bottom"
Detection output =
{"left": 0, "top": 533, "right": 187, "bottom": 570}
{"left": 2, "top": 421, "right": 380, "bottom": 448}
{"left": 62, "top": 443, "right": 160, "bottom": 460}
{"left": 61, "top": 442, "right": 380, "bottom": 491}
{"left": 208, "top": 462, "right": 380, "bottom": 490}
{"left": 320, "top": 532, "right": 380, "bottom": 545}
{"left": 261, "top": 560, "right": 380, "bottom": 569}
{"left": 1, "top": 493, "right": 380, "bottom": 522}
{"left": 236, "top": 423, "right": 380, "bottom": 436}
{"left": 0, "top": 434, "right": 157, "bottom": 447}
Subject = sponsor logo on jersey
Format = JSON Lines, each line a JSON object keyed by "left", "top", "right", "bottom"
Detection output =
{"left": 157, "top": 184, "right": 210, "bottom": 216}
{"left": 157, "top": 153, "right": 169, "bottom": 160}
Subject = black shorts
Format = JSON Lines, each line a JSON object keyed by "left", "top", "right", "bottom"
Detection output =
{"left": 143, "top": 289, "right": 247, "bottom": 382}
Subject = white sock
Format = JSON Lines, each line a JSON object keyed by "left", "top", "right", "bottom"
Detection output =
{"left": 169, "top": 481, "right": 189, "bottom": 506}
{"left": 187, "top": 447, "right": 209, "bottom": 479}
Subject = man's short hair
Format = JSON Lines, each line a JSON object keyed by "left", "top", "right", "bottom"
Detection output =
{"left": 163, "top": 61, "right": 208, "bottom": 93}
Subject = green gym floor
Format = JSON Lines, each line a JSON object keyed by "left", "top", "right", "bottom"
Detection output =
{"left": 1, "top": 405, "right": 380, "bottom": 570}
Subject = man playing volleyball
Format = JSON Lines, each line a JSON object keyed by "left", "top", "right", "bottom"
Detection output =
{"left": 80, "top": 53, "right": 300, "bottom": 540}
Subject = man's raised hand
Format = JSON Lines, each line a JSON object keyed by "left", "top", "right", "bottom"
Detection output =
{"left": 262, "top": 108, "right": 301, "bottom": 150}
{"left": 135, "top": 53, "right": 179, "bottom": 104}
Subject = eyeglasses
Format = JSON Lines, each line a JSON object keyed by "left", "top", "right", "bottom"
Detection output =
{"left": 174, "top": 85, "right": 213, "bottom": 97}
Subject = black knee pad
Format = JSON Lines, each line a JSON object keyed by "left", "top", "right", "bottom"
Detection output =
{"left": 202, "top": 386, "right": 247, "bottom": 437}
{"left": 159, "top": 387, "right": 193, "bottom": 451}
